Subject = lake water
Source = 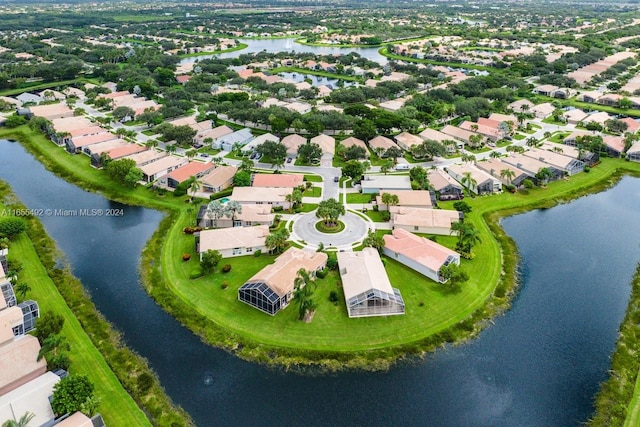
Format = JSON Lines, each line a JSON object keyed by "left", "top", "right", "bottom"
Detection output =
{"left": 1, "top": 138, "right": 638, "bottom": 426}
{"left": 179, "top": 38, "right": 388, "bottom": 65}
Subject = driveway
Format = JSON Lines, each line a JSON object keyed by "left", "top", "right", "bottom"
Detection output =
{"left": 291, "top": 211, "right": 370, "bottom": 250}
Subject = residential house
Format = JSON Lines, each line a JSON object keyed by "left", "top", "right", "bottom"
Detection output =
{"left": 508, "top": 99, "right": 535, "bottom": 113}
{"left": 196, "top": 225, "right": 270, "bottom": 259}
{"left": 66, "top": 132, "right": 119, "bottom": 154}
{"left": 361, "top": 175, "right": 412, "bottom": 194}
{"left": 460, "top": 120, "right": 500, "bottom": 142}
{"left": 91, "top": 144, "right": 147, "bottom": 168}
{"left": 529, "top": 102, "right": 555, "bottom": 119}
{"left": 564, "top": 109, "right": 589, "bottom": 125}
{"left": 82, "top": 139, "right": 127, "bottom": 158}
{"left": 532, "top": 84, "right": 559, "bottom": 96}
{"left": 446, "top": 163, "right": 502, "bottom": 194}
{"left": 602, "top": 135, "right": 625, "bottom": 157}
{"left": 383, "top": 228, "right": 460, "bottom": 283}
{"left": 122, "top": 149, "right": 167, "bottom": 167}
{"left": 523, "top": 147, "right": 585, "bottom": 175}
{"left": 375, "top": 190, "right": 435, "bottom": 210}
{"left": 620, "top": 117, "right": 640, "bottom": 134}
{"left": 338, "top": 248, "right": 405, "bottom": 318}
{"left": 197, "top": 203, "right": 274, "bottom": 228}
{"left": 562, "top": 130, "right": 591, "bottom": 146}
{"left": 475, "top": 158, "right": 532, "bottom": 187}
{"left": 310, "top": 134, "right": 335, "bottom": 158}
{"left": 597, "top": 93, "right": 624, "bottom": 107}
{"left": 390, "top": 206, "right": 462, "bottom": 235}
{"left": 419, "top": 128, "right": 463, "bottom": 151}
{"left": 541, "top": 141, "right": 599, "bottom": 166}
{"left": 584, "top": 111, "right": 612, "bottom": 126}
{"left": 241, "top": 133, "right": 280, "bottom": 155}
{"left": 626, "top": 141, "right": 640, "bottom": 162}
{"left": 15, "top": 93, "right": 42, "bottom": 105}
{"left": 230, "top": 186, "right": 293, "bottom": 209}
{"left": 440, "top": 125, "right": 480, "bottom": 146}
{"left": 212, "top": 128, "right": 253, "bottom": 151}
{"left": 502, "top": 154, "right": 564, "bottom": 182}
{"left": 238, "top": 248, "right": 327, "bottom": 315}
{"left": 139, "top": 156, "right": 189, "bottom": 183}
{"left": 427, "top": 169, "right": 464, "bottom": 200}
{"left": 193, "top": 125, "right": 233, "bottom": 147}
{"left": 281, "top": 134, "right": 307, "bottom": 157}
{"left": 28, "top": 103, "right": 73, "bottom": 120}
{"left": 200, "top": 165, "right": 237, "bottom": 194}
{"left": 394, "top": 132, "right": 422, "bottom": 150}
{"left": 340, "top": 136, "right": 369, "bottom": 157}
{"left": 252, "top": 173, "right": 304, "bottom": 189}
{"left": 578, "top": 91, "right": 602, "bottom": 104}
{"left": 157, "top": 161, "right": 216, "bottom": 189}
{"left": 368, "top": 136, "right": 398, "bottom": 154}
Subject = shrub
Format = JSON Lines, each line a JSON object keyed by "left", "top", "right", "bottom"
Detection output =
{"left": 221, "top": 281, "right": 229, "bottom": 290}
{"left": 505, "top": 184, "right": 516, "bottom": 193}
{"left": 221, "top": 264, "right": 232, "bottom": 273}
{"left": 183, "top": 227, "right": 196, "bottom": 234}
{"left": 523, "top": 179, "right": 534, "bottom": 189}
{"left": 453, "top": 201, "right": 472, "bottom": 214}
{"left": 418, "top": 301, "right": 425, "bottom": 307}
{"left": 189, "top": 266, "right": 204, "bottom": 279}
{"left": 326, "top": 257, "right": 338, "bottom": 270}
{"left": 329, "top": 290, "right": 339, "bottom": 303}
{"left": 253, "top": 249, "right": 262, "bottom": 257}
{"left": 136, "top": 372, "right": 154, "bottom": 394}
{"left": 584, "top": 165, "right": 591, "bottom": 173}
{"left": 272, "top": 206, "right": 284, "bottom": 212}
{"left": 182, "top": 253, "right": 191, "bottom": 261}
{"left": 316, "top": 268, "right": 328, "bottom": 279}
{"left": 0, "top": 216, "right": 27, "bottom": 239}
{"left": 381, "top": 211, "right": 391, "bottom": 221}
{"left": 372, "top": 204, "right": 379, "bottom": 212}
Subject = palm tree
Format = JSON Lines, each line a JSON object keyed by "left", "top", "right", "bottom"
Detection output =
{"left": 535, "top": 167, "right": 553, "bottom": 186}
{"left": 224, "top": 200, "right": 243, "bottom": 225}
{"left": 461, "top": 171, "right": 477, "bottom": 196}
{"left": 189, "top": 177, "right": 202, "bottom": 202}
{"left": 2, "top": 412, "right": 35, "bottom": 427}
{"left": 381, "top": 192, "right": 399, "bottom": 211}
{"left": 380, "top": 160, "right": 394, "bottom": 175}
{"left": 15, "top": 283, "right": 31, "bottom": 300}
{"left": 165, "top": 144, "right": 177, "bottom": 154}
{"left": 265, "top": 229, "right": 290, "bottom": 254}
{"left": 37, "top": 334, "right": 70, "bottom": 362}
{"left": 489, "top": 151, "right": 501, "bottom": 159}
{"left": 293, "top": 269, "right": 317, "bottom": 321}
{"left": 499, "top": 169, "right": 516, "bottom": 185}
{"left": 205, "top": 200, "right": 226, "bottom": 228}
{"left": 450, "top": 222, "right": 481, "bottom": 254}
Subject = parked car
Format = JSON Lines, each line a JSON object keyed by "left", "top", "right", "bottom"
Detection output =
{"left": 249, "top": 152, "right": 257, "bottom": 159}
{"left": 333, "top": 176, "right": 340, "bottom": 182}
{"left": 286, "top": 157, "right": 293, "bottom": 163}
{"left": 255, "top": 153, "right": 262, "bottom": 160}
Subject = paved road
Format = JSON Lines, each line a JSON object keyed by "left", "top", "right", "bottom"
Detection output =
{"left": 291, "top": 211, "right": 370, "bottom": 251}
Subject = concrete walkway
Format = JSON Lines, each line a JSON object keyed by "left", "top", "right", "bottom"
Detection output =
{"left": 290, "top": 211, "right": 371, "bottom": 251}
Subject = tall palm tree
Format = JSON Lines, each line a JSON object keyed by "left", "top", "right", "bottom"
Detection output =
{"left": 293, "top": 269, "right": 317, "bottom": 321}
{"left": 205, "top": 200, "right": 226, "bottom": 228}
{"left": 461, "top": 171, "right": 477, "bottom": 196}
{"left": 2, "top": 412, "right": 35, "bottom": 427}
{"left": 224, "top": 200, "right": 243, "bottom": 225}
{"left": 499, "top": 169, "right": 516, "bottom": 185}
{"left": 189, "top": 177, "right": 202, "bottom": 202}
{"left": 37, "top": 334, "right": 70, "bottom": 362}
{"left": 15, "top": 283, "right": 31, "bottom": 300}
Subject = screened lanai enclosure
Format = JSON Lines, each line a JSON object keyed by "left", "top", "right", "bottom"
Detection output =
{"left": 347, "top": 288, "right": 405, "bottom": 318}
{"left": 238, "top": 281, "right": 287, "bottom": 316}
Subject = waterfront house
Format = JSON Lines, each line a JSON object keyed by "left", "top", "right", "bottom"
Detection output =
{"left": 475, "top": 158, "right": 532, "bottom": 187}
{"left": 390, "top": 206, "right": 462, "bottom": 235}
{"left": 238, "top": 248, "right": 327, "bottom": 316}
{"left": 446, "top": 163, "right": 502, "bottom": 194}
{"left": 427, "top": 169, "right": 464, "bottom": 200}
{"left": 157, "top": 161, "right": 216, "bottom": 189}
{"left": 139, "top": 156, "right": 188, "bottom": 183}
{"left": 230, "top": 186, "right": 293, "bottom": 209}
{"left": 196, "top": 225, "right": 269, "bottom": 259}
{"left": 375, "top": 190, "right": 436, "bottom": 210}
{"left": 523, "top": 147, "right": 584, "bottom": 175}
{"left": 383, "top": 228, "right": 460, "bottom": 283}
{"left": 626, "top": 141, "right": 640, "bottom": 162}
{"left": 199, "top": 165, "right": 237, "bottom": 194}
{"left": 338, "top": 248, "right": 405, "bottom": 318}
{"left": 197, "top": 203, "right": 274, "bottom": 228}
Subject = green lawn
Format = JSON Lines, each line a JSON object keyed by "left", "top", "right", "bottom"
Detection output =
{"left": 513, "top": 134, "right": 526, "bottom": 140}
{"left": 0, "top": 200, "right": 150, "bottom": 427}
{"left": 364, "top": 210, "right": 389, "bottom": 222}
{"left": 346, "top": 193, "right": 376, "bottom": 204}
{"left": 303, "top": 174, "right": 323, "bottom": 182}
{"left": 303, "top": 186, "right": 322, "bottom": 198}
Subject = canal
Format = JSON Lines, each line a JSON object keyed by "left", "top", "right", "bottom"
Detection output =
{"left": 1, "top": 139, "right": 638, "bottom": 426}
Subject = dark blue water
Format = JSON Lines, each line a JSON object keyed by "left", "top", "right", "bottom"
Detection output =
{"left": 2, "top": 139, "right": 639, "bottom": 426}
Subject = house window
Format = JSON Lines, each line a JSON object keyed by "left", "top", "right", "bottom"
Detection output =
{"left": 234, "top": 220, "right": 242, "bottom": 227}
{"left": 232, "top": 248, "right": 242, "bottom": 255}
{"left": 246, "top": 247, "right": 253, "bottom": 253}
{"left": 414, "top": 226, "right": 419, "bottom": 231}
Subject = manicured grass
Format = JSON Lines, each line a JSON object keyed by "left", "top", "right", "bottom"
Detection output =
{"left": 346, "top": 192, "right": 376, "bottom": 204}
{"left": 297, "top": 203, "right": 318, "bottom": 213}
{"left": 303, "top": 186, "right": 322, "bottom": 197}
{"left": 0, "top": 78, "right": 95, "bottom": 97}
{"left": 379, "top": 47, "right": 495, "bottom": 72}
{"left": 364, "top": 210, "right": 389, "bottom": 222}
{"left": 542, "top": 117, "right": 566, "bottom": 125}
{"left": 548, "top": 132, "right": 571, "bottom": 143}
{"left": 303, "top": 174, "right": 323, "bottom": 182}
{"left": 315, "top": 220, "right": 345, "bottom": 233}
{"left": 513, "top": 134, "right": 526, "bottom": 140}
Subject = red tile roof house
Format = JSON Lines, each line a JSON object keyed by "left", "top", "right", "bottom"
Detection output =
{"left": 91, "top": 144, "right": 147, "bottom": 168}
{"left": 383, "top": 228, "right": 461, "bottom": 284}
{"left": 176, "top": 75, "right": 192, "bottom": 85}
{"left": 252, "top": 173, "right": 304, "bottom": 188}
{"left": 157, "top": 161, "right": 217, "bottom": 189}
{"left": 602, "top": 135, "right": 625, "bottom": 158}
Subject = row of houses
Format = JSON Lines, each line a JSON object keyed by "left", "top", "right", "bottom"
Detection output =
{"left": 0, "top": 253, "right": 101, "bottom": 426}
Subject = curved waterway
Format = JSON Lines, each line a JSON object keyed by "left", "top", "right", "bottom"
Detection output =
{"left": 1, "top": 139, "right": 639, "bottom": 426}
{"left": 179, "top": 38, "right": 388, "bottom": 65}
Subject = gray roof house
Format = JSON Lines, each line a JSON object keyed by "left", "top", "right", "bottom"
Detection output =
{"left": 212, "top": 128, "right": 254, "bottom": 151}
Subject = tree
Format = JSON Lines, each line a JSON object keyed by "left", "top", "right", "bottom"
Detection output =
{"left": 499, "top": 169, "right": 516, "bottom": 185}
{"left": 381, "top": 192, "right": 399, "bottom": 211}
{"left": 112, "top": 106, "right": 135, "bottom": 122}
{"left": 297, "top": 142, "right": 322, "bottom": 164}
{"left": 105, "top": 158, "right": 137, "bottom": 182}
{"left": 460, "top": 171, "right": 477, "bottom": 196}
{"left": 293, "top": 269, "right": 317, "bottom": 321}
{"left": 380, "top": 160, "right": 395, "bottom": 175}
{"left": 362, "top": 230, "right": 385, "bottom": 253}
{"left": 239, "top": 158, "right": 254, "bottom": 173}
{"left": 224, "top": 200, "right": 243, "bottom": 223}
{"left": 80, "top": 395, "right": 102, "bottom": 418}
{"left": 265, "top": 228, "right": 290, "bottom": 254}
{"left": 2, "top": 412, "right": 35, "bottom": 427}
{"left": 353, "top": 119, "right": 377, "bottom": 141}
{"left": 316, "top": 198, "right": 345, "bottom": 227}
{"left": 138, "top": 108, "right": 161, "bottom": 127}
{"left": 0, "top": 217, "right": 26, "bottom": 240}
{"left": 51, "top": 375, "right": 95, "bottom": 416}
{"left": 200, "top": 249, "right": 222, "bottom": 273}
{"left": 535, "top": 167, "right": 554, "bottom": 185}
{"left": 605, "top": 119, "right": 628, "bottom": 135}
{"left": 342, "top": 145, "right": 368, "bottom": 160}
{"left": 341, "top": 160, "right": 367, "bottom": 181}
{"left": 384, "top": 146, "right": 404, "bottom": 163}
{"left": 124, "top": 167, "right": 143, "bottom": 188}
{"left": 35, "top": 311, "right": 64, "bottom": 344}
{"left": 439, "top": 263, "right": 469, "bottom": 289}
{"left": 37, "top": 333, "right": 71, "bottom": 369}
{"left": 189, "top": 177, "right": 202, "bottom": 201}
{"left": 4, "top": 115, "right": 27, "bottom": 128}
{"left": 233, "top": 170, "right": 251, "bottom": 187}
{"left": 453, "top": 201, "right": 472, "bottom": 214}
{"left": 410, "top": 166, "right": 430, "bottom": 190}
{"left": 15, "top": 282, "right": 31, "bottom": 300}
{"left": 451, "top": 221, "right": 481, "bottom": 254}
{"left": 205, "top": 200, "right": 226, "bottom": 228}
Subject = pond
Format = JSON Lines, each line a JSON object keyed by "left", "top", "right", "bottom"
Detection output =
{"left": 1, "top": 138, "right": 638, "bottom": 426}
